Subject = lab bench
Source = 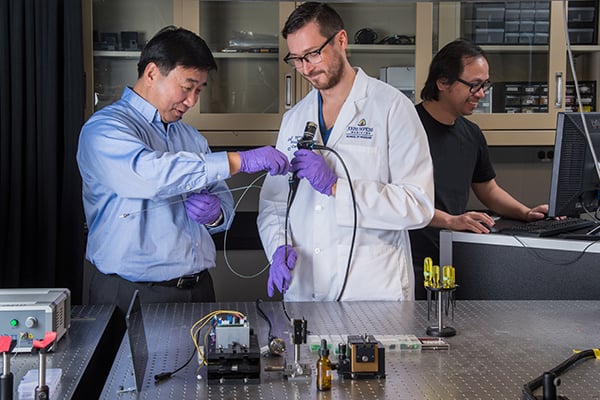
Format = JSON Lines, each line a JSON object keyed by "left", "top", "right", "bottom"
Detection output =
{"left": 6, "top": 304, "right": 121, "bottom": 399}
{"left": 100, "top": 300, "right": 599, "bottom": 399}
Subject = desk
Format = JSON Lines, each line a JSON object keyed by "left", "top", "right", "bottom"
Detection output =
{"left": 439, "top": 231, "right": 600, "bottom": 300}
{"left": 9, "top": 304, "right": 120, "bottom": 399}
{"left": 101, "top": 301, "right": 599, "bottom": 399}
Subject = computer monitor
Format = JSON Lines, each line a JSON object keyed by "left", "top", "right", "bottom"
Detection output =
{"left": 548, "top": 112, "right": 600, "bottom": 217}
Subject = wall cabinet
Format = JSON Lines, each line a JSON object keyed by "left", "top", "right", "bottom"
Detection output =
{"left": 176, "top": 0, "right": 296, "bottom": 133}
{"left": 436, "top": 1, "right": 599, "bottom": 146}
{"left": 313, "top": 2, "right": 433, "bottom": 105}
{"left": 83, "top": 1, "right": 600, "bottom": 147}
{"left": 83, "top": 0, "right": 295, "bottom": 145}
{"left": 86, "top": 0, "right": 174, "bottom": 112}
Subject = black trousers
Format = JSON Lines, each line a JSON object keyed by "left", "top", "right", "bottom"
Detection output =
{"left": 86, "top": 260, "right": 215, "bottom": 319}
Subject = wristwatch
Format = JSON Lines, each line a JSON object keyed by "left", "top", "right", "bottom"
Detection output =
{"left": 205, "top": 210, "right": 223, "bottom": 228}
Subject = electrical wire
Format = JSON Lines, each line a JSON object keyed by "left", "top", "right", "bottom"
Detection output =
{"left": 154, "top": 328, "right": 200, "bottom": 382}
{"left": 284, "top": 178, "right": 295, "bottom": 269}
{"left": 190, "top": 310, "right": 246, "bottom": 367}
{"left": 222, "top": 173, "right": 272, "bottom": 279}
{"left": 119, "top": 173, "right": 276, "bottom": 280}
{"left": 255, "top": 298, "right": 287, "bottom": 356}
{"left": 316, "top": 145, "right": 358, "bottom": 301}
{"left": 118, "top": 183, "right": 264, "bottom": 219}
{"left": 154, "top": 309, "right": 246, "bottom": 382}
{"left": 510, "top": 234, "right": 599, "bottom": 265}
{"left": 580, "top": 201, "right": 600, "bottom": 223}
{"left": 255, "top": 299, "right": 273, "bottom": 339}
{"left": 281, "top": 297, "right": 292, "bottom": 322}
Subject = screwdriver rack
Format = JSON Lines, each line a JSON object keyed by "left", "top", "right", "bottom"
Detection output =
{"left": 425, "top": 286, "right": 456, "bottom": 337}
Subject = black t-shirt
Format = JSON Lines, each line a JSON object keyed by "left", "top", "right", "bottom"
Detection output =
{"left": 410, "top": 103, "right": 495, "bottom": 297}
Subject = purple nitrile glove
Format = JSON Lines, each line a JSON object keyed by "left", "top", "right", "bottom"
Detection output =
{"left": 268, "top": 245, "right": 297, "bottom": 297}
{"left": 185, "top": 189, "right": 222, "bottom": 225}
{"left": 290, "top": 149, "right": 337, "bottom": 195}
{"left": 239, "top": 146, "right": 290, "bottom": 176}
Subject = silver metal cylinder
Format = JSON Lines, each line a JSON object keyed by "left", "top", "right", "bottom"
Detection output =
{"left": 38, "top": 353, "right": 46, "bottom": 386}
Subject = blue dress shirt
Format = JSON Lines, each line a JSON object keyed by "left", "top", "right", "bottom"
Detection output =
{"left": 77, "top": 87, "right": 234, "bottom": 282}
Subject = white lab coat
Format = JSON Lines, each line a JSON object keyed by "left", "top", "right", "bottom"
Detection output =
{"left": 258, "top": 68, "right": 434, "bottom": 301}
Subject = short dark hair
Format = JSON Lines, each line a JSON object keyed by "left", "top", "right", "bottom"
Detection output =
{"left": 420, "top": 39, "right": 488, "bottom": 101}
{"left": 137, "top": 26, "right": 217, "bottom": 78}
{"left": 282, "top": 2, "right": 344, "bottom": 39}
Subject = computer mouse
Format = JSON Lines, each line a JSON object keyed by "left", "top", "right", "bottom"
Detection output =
{"left": 480, "top": 221, "right": 499, "bottom": 233}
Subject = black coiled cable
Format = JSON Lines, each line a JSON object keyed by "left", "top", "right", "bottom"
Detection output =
{"left": 286, "top": 143, "right": 357, "bottom": 302}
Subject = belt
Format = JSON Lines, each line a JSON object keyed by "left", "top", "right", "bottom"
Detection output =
{"left": 150, "top": 270, "right": 207, "bottom": 289}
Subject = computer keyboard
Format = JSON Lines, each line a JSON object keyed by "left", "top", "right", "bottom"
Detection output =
{"left": 495, "top": 217, "right": 598, "bottom": 237}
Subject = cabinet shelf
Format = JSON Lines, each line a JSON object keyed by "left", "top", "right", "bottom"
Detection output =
{"left": 479, "top": 45, "right": 549, "bottom": 53}
{"left": 350, "top": 43, "right": 554, "bottom": 55}
{"left": 570, "top": 45, "right": 600, "bottom": 53}
{"left": 213, "top": 51, "right": 279, "bottom": 59}
{"left": 346, "top": 44, "right": 416, "bottom": 54}
{"left": 94, "top": 50, "right": 280, "bottom": 60}
{"left": 93, "top": 50, "right": 141, "bottom": 59}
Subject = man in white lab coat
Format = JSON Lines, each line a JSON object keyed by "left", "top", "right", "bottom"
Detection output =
{"left": 257, "top": 2, "right": 435, "bottom": 301}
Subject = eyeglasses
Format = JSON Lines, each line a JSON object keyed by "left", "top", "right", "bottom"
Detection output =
{"left": 283, "top": 32, "right": 339, "bottom": 69}
{"left": 456, "top": 78, "right": 493, "bottom": 93}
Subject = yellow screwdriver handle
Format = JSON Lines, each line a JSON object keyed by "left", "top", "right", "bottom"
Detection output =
{"left": 423, "top": 257, "right": 433, "bottom": 287}
{"left": 433, "top": 265, "right": 440, "bottom": 288}
{"left": 442, "top": 266, "right": 449, "bottom": 288}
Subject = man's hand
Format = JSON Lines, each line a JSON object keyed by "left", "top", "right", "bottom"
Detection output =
{"left": 290, "top": 149, "right": 337, "bottom": 195}
{"left": 524, "top": 204, "right": 549, "bottom": 221}
{"left": 185, "top": 190, "right": 222, "bottom": 225}
{"left": 267, "top": 245, "right": 297, "bottom": 297}
{"left": 447, "top": 211, "right": 496, "bottom": 234}
{"left": 238, "top": 146, "right": 290, "bottom": 175}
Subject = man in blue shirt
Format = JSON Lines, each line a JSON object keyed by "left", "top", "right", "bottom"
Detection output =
{"left": 77, "top": 27, "right": 289, "bottom": 315}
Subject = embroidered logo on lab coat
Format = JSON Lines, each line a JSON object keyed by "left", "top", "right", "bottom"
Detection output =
{"left": 346, "top": 119, "right": 373, "bottom": 139}
{"left": 287, "top": 135, "right": 302, "bottom": 152}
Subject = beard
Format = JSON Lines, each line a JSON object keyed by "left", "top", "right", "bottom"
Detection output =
{"left": 302, "top": 55, "right": 344, "bottom": 91}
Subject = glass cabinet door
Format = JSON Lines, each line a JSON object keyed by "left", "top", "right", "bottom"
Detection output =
{"left": 461, "top": 1, "right": 551, "bottom": 114}
{"left": 435, "top": 1, "right": 567, "bottom": 142}
{"left": 91, "top": 0, "right": 174, "bottom": 111}
{"left": 88, "top": 0, "right": 293, "bottom": 133}
{"left": 305, "top": 2, "right": 425, "bottom": 103}
{"left": 566, "top": 0, "right": 600, "bottom": 114}
{"left": 180, "top": 1, "right": 295, "bottom": 131}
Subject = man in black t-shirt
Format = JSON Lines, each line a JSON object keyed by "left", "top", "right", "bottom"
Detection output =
{"left": 409, "top": 39, "right": 548, "bottom": 299}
